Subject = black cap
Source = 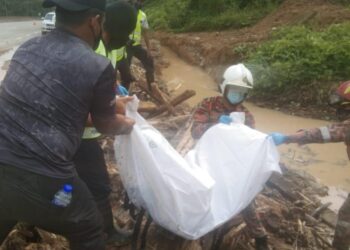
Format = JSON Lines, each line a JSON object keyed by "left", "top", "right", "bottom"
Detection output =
{"left": 43, "top": 0, "right": 106, "bottom": 12}
{"left": 104, "top": 1, "right": 137, "bottom": 49}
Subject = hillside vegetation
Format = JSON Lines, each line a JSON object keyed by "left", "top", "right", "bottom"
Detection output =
{"left": 149, "top": 0, "right": 350, "bottom": 117}
{"left": 244, "top": 23, "right": 350, "bottom": 105}
{"left": 145, "top": 0, "right": 283, "bottom": 31}
{"left": 0, "top": 0, "right": 42, "bottom": 16}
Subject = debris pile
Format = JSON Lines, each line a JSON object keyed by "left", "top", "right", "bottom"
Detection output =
{"left": 1, "top": 40, "right": 338, "bottom": 250}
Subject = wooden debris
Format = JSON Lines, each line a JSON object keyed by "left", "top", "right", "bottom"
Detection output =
{"left": 267, "top": 172, "right": 299, "bottom": 202}
{"left": 1, "top": 37, "right": 339, "bottom": 250}
{"left": 151, "top": 82, "right": 176, "bottom": 116}
{"left": 319, "top": 209, "right": 337, "bottom": 228}
{"left": 148, "top": 90, "right": 196, "bottom": 118}
{"left": 312, "top": 202, "right": 332, "bottom": 218}
{"left": 138, "top": 101, "right": 157, "bottom": 113}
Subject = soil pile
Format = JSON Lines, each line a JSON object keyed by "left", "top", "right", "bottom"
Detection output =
{"left": 1, "top": 81, "right": 338, "bottom": 250}
{"left": 0, "top": 29, "right": 340, "bottom": 250}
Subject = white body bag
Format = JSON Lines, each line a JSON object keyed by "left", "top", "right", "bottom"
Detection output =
{"left": 115, "top": 97, "right": 281, "bottom": 239}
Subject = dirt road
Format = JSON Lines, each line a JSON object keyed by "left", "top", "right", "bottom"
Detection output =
{"left": 161, "top": 47, "right": 350, "bottom": 209}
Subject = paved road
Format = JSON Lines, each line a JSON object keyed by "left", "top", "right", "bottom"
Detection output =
{"left": 0, "top": 20, "right": 41, "bottom": 51}
{"left": 0, "top": 20, "right": 40, "bottom": 81}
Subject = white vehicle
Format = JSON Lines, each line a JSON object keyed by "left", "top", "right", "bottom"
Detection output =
{"left": 41, "top": 12, "right": 56, "bottom": 35}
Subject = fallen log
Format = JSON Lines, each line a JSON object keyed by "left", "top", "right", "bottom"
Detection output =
{"left": 319, "top": 209, "right": 337, "bottom": 228}
{"left": 148, "top": 89, "right": 196, "bottom": 118}
{"left": 137, "top": 82, "right": 163, "bottom": 104}
{"left": 166, "top": 113, "right": 195, "bottom": 153}
{"left": 138, "top": 102, "right": 157, "bottom": 113}
{"left": 149, "top": 115, "right": 191, "bottom": 128}
{"left": 151, "top": 83, "right": 176, "bottom": 116}
{"left": 267, "top": 172, "right": 299, "bottom": 202}
{"left": 312, "top": 202, "right": 332, "bottom": 218}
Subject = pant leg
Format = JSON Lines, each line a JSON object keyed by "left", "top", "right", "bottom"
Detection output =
{"left": 126, "top": 45, "right": 134, "bottom": 66}
{"left": 241, "top": 200, "right": 267, "bottom": 239}
{"left": 132, "top": 45, "right": 155, "bottom": 88}
{"left": 0, "top": 165, "right": 105, "bottom": 250}
{"left": 117, "top": 57, "right": 133, "bottom": 90}
{"left": 74, "top": 139, "right": 114, "bottom": 233}
{"left": 0, "top": 166, "right": 17, "bottom": 244}
{"left": 333, "top": 194, "right": 350, "bottom": 250}
{"left": 74, "top": 139, "right": 111, "bottom": 201}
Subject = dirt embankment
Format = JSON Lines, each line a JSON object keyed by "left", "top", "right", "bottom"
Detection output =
{"left": 155, "top": 0, "right": 350, "bottom": 119}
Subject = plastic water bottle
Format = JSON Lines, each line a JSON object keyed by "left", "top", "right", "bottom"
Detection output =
{"left": 52, "top": 184, "right": 73, "bottom": 207}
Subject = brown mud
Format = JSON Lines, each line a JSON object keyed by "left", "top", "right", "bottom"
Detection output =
{"left": 2, "top": 40, "right": 341, "bottom": 250}
{"left": 1, "top": 1, "right": 349, "bottom": 249}
{"left": 155, "top": 0, "right": 350, "bottom": 121}
{"left": 161, "top": 46, "right": 350, "bottom": 194}
{"left": 2, "top": 39, "right": 335, "bottom": 250}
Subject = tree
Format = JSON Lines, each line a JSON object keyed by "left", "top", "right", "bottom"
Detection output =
{"left": 0, "top": 0, "right": 43, "bottom": 16}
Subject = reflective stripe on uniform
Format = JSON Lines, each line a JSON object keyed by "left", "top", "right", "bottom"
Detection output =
{"left": 319, "top": 126, "right": 331, "bottom": 142}
{"left": 82, "top": 127, "right": 101, "bottom": 140}
{"left": 95, "top": 41, "right": 117, "bottom": 68}
{"left": 116, "top": 46, "right": 127, "bottom": 62}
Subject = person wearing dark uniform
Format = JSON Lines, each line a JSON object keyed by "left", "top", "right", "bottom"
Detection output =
{"left": 74, "top": 2, "right": 136, "bottom": 246}
{"left": 126, "top": 0, "right": 155, "bottom": 90}
{"left": 0, "top": 0, "right": 135, "bottom": 249}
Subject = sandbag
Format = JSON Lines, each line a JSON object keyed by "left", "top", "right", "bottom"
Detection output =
{"left": 115, "top": 97, "right": 281, "bottom": 239}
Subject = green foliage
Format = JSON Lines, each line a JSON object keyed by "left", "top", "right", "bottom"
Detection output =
{"left": 0, "top": 0, "right": 43, "bottom": 16}
{"left": 244, "top": 23, "right": 350, "bottom": 98}
{"left": 145, "top": 0, "right": 281, "bottom": 31}
{"left": 331, "top": 0, "right": 350, "bottom": 5}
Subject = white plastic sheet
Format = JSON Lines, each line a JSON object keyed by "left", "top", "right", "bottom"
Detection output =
{"left": 115, "top": 97, "right": 281, "bottom": 240}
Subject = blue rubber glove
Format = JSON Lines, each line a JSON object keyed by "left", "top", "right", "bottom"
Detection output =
{"left": 219, "top": 115, "right": 233, "bottom": 125}
{"left": 269, "top": 132, "right": 287, "bottom": 146}
{"left": 116, "top": 85, "right": 129, "bottom": 96}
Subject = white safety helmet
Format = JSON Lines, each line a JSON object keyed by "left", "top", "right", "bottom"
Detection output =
{"left": 219, "top": 63, "right": 254, "bottom": 94}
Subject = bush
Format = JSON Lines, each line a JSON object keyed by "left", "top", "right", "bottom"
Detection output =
{"left": 145, "top": 0, "right": 281, "bottom": 31}
{"left": 244, "top": 23, "right": 350, "bottom": 98}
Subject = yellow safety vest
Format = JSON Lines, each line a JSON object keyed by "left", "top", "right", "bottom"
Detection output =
{"left": 130, "top": 10, "right": 146, "bottom": 46}
{"left": 116, "top": 46, "right": 127, "bottom": 62}
{"left": 95, "top": 40, "right": 117, "bottom": 68}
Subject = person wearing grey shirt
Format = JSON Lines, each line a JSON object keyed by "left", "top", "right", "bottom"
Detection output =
{"left": 0, "top": 0, "right": 135, "bottom": 249}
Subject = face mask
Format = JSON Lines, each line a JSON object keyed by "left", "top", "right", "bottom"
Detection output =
{"left": 226, "top": 91, "right": 245, "bottom": 105}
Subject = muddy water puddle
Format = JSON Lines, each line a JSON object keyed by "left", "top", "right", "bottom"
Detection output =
{"left": 161, "top": 48, "right": 218, "bottom": 106}
{"left": 161, "top": 47, "right": 350, "bottom": 202}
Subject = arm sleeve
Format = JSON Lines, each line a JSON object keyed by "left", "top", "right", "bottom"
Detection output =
{"left": 290, "top": 119, "right": 350, "bottom": 144}
{"left": 191, "top": 100, "right": 215, "bottom": 139}
{"left": 141, "top": 14, "right": 150, "bottom": 29}
{"left": 90, "top": 64, "right": 117, "bottom": 122}
{"left": 243, "top": 107, "right": 256, "bottom": 129}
